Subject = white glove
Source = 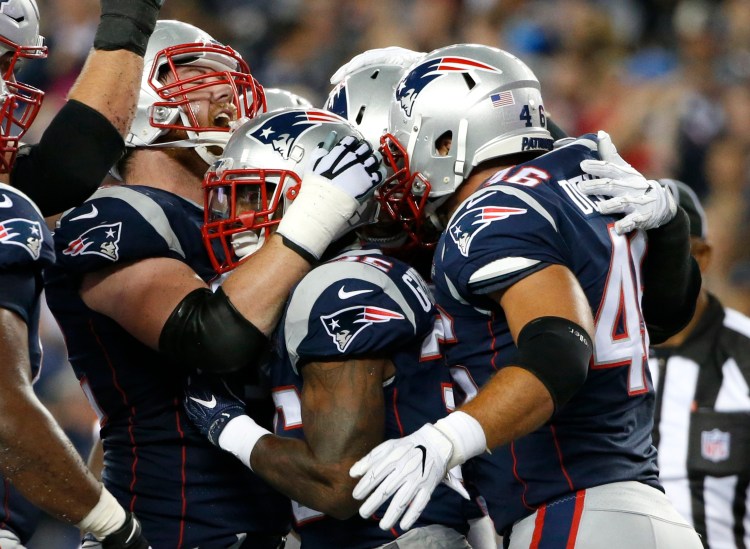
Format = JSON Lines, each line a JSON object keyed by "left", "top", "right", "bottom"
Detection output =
{"left": 276, "top": 134, "right": 386, "bottom": 261}
{"left": 330, "top": 47, "right": 425, "bottom": 85}
{"left": 579, "top": 131, "right": 677, "bottom": 234}
{"left": 306, "top": 135, "right": 386, "bottom": 202}
{"left": 350, "top": 424, "right": 470, "bottom": 531}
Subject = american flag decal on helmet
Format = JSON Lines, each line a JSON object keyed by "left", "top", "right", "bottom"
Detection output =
{"left": 490, "top": 91, "right": 514, "bottom": 108}
{"left": 321, "top": 305, "right": 405, "bottom": 353}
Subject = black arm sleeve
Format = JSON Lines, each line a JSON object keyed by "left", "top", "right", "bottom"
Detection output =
{"left": 159, "top": 287, "right": 269, "bottom": 374}
{"left": 10, "top": 100, "right": 124, "bottom": 217}
{"left": 642, "top": 207, "right": 702, "bottom": 344}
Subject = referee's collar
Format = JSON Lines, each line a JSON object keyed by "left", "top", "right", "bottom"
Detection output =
{"left": 651, "top": 293, "right": 724, "bottom": 365}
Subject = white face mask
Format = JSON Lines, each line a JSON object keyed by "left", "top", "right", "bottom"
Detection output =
{"left": 231, "top": 229, "right": 266, "bottom": 259}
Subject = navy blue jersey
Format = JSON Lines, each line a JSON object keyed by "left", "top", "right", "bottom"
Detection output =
{"left": 0, "top": 183, "right": 54, "bottom": 542}
{"left": 271, "top": 248, "right": 485, "bottom": 548}
{"left": 44, "top": 185, "right": 290, "bottom": 549}
{"left": 433, "top": 135, "right": 661, "bottom": 533}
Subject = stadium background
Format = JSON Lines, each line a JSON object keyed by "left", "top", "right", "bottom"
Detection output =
{"left": 20, "top": 0, "right": 750, "bottom": 546}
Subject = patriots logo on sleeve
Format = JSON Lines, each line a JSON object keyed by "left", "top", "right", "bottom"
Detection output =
{"left": 0, "top": 218, "right": 43, "bottom": 259}
{"left": 321, "top": 306, "right": 405, "bottom": 352}
{"left": 248, "top": 109, "right": 346, "bottom": 161}
{"left": 62, "top": 222, "right": 122, "bottom": 261}
{"left": 448, "top": 196, "right": 526, "bottom": 257}
{"left": 397, "top": 56, "right": 503, "bottom": 117}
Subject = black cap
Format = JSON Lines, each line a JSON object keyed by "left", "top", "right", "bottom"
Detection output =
{"left": 660, "top": 179, "right": 707, "bottom": 239}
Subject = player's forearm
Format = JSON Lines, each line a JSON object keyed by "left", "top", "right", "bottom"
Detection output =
{"left": 251, "top": 435, "right": 361, "bottom": 519}
{"left": 460, "top": 366, "right": 554, "bottom": 450}
{"left": 0, "top": 388, "right": 101, "bottom": 523}
{"left": 67, "top": 50, "right": 143, "bottom": 137}
{"left": 222, "top": 235, "right": 312, "bottom": 335}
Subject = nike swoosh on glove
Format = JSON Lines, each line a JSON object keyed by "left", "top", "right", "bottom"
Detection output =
{"left": 183, "top": 372, "right": 246, "bottom": 446}
{"left": 349, "top": 423, "right": 469, "bottom": 531}
{"left": 579, "top": 130, "right": 676, "bottom": 234}
{"left": 100, "top": 512, "right": 150, "bottom": 549}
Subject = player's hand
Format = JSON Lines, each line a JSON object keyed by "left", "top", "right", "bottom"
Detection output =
{"left": 97, "top": 512, "right": 150, "bottom": 549}
{"left": 349, "top": 423, "right": 469, "bottom": 531}
{"left": 307, "top": 134, "right": 386, "bottom": 203}
{"left": 330, "top": 47, "right": 424, "bottom": 85}
{"left": 579, "top": 131, "right": 676, "bottom": 234}
{"left": 277, "top": 133, "right": 386, "bottom": 261}
{"left": 183, "top": 372, "right": 246, "bottom": 446}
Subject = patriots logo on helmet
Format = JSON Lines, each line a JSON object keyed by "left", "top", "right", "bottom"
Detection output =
{"left": 449, "top": 194, "right": 526, "bottom": 257}
{"left": 322, "top": 305, "right": 405, "bottom": 353}
{"left": 63, "top": 222, "right": 122, "bottom": 261}
{"left": 325, "top": 82, "right": 348, "bottom": 119}
{"left": 248, "top": 109, "right": 345, "bottom": 160}
{"left": 397, "top": 56, "right": 503, "bottom": 117}
{"left": 0, "top": 218, "right": 43, "bottom": 259}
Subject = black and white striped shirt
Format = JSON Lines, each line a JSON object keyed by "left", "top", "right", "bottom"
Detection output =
{"left": 649, "top": 294, "right": 750, "bottom": 549}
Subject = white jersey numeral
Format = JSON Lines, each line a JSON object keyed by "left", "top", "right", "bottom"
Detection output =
{"left": 592, "top": 226, "right": 649, "bottom": 395}
{"left": 272, "top": 386, "right": 303, "bottom": 430}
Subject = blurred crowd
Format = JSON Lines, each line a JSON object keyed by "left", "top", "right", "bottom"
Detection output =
{"left": 24, "top": 0, "right": 750, "bottom": 545}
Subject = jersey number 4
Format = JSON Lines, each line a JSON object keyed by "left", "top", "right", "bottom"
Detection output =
{"left": 592, "top": 225, "right": 649, "bottom": 395}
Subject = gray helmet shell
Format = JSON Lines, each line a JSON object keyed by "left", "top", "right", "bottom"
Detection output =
{"left": 389, "top": 44, "right": 553, "bottom": 200}
{"left": 325, "top": 63, "right": 407, "bottom": 149}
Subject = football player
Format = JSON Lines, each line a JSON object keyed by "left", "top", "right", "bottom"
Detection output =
{"left": 185, "top": 107, "right": 492, "bottom": 549}
{"left": 0, "top": 0, "right": 166, "bottom": 545}
{"left": 349, "top": 44, "right": 704, "bottom": 548}
{"left": 44, "top": 21, "right": 385, "bottom": 548}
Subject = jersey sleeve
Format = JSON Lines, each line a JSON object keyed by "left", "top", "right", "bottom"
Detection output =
{"left": 0, "top": 183, "right": 55, "bottom": 272}
{"left": 0, "top": 184, "right": 53, "bottom": 324}
{"left": 282, "top": 256, "right": 430, "bottom": 373}
{"left": 437, "top": 184, "right": 568, "bottom": 300}
{"left": 53, "top": 186, "right": 189, "bottom": 274}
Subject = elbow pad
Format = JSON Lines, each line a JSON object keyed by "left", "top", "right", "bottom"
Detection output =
{"left": 514, "top": 316, "right": 592, "bottom": 411}
{"left": 159, "top": 287, "right": 268, "bottom": 374}
{"left": 642, "top": 208, "right": 702, "bottom": 343}
{"left": 10, "top": 100, "right": 124, "bottom": 216}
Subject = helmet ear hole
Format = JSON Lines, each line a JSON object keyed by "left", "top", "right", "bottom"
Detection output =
{"left": 435, "top": 131, "right": 452, "bottom": 156}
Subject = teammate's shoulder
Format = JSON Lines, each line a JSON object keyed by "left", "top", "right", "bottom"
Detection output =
{"left": 0, "top": 183, "right": 54, "bottom": 268}
{"left": 54, "top": 185, "right": 193, "bottom": 271}
{"left": 283, "top": 249, "right": 435, "bottom": 370}
{"left": 290, "top": 249, "right": 413, "bottom": 311}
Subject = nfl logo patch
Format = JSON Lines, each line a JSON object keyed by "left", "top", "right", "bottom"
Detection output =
{"left": 701, "top": 428, "right": 730, "bottom": 463}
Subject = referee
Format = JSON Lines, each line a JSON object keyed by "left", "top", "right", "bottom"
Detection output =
{"left": 649, "top": 179, "right": 750, "bottom": 549}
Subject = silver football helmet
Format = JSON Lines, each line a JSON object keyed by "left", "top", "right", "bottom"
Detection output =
{"left": 264, "top": 88, "right": 313, "bottom": 111}
{"left": 0, "top": 76, "right": 30, "bottom": 173}
{"left": 126, "top": 20, "right": 265, "bottom": 166}
{"left": 385, "top": 44, "right": 553, "bottom": 205}
{"left": 202, "top": 108, "right": 371, "bottom": 273}
{"left": 325, "top": 62, "right": 408, "bottom": 149}
{"left": 0, "top": 0, "right": 46, "bottom": 128}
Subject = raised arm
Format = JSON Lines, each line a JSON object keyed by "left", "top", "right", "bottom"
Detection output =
{"left": 10, "top": 0, "right": 164, "bottom": 215}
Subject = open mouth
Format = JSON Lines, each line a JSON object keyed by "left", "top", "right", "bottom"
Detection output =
{"left": 213, "top": 107, "right": 237, "bottom": 128}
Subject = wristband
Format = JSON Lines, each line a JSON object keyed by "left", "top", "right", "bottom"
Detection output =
{"left": 217, "top": 415, "right": 271, "bottom": 471}
{"left": 94, "top": 0, "right": 162, "bottom": 56}
{"left": 434, "top": 411, "right": 487, "bottom": 470}
{"left": 276, "top": 173, "right": 359, "bottom": 261}
{"left": 76, "top": 485, "right": 127, "bottom": 540}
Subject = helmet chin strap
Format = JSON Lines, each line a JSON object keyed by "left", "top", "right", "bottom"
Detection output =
{"left": 231, "top": 230, "right": 265, "bottom": 260}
